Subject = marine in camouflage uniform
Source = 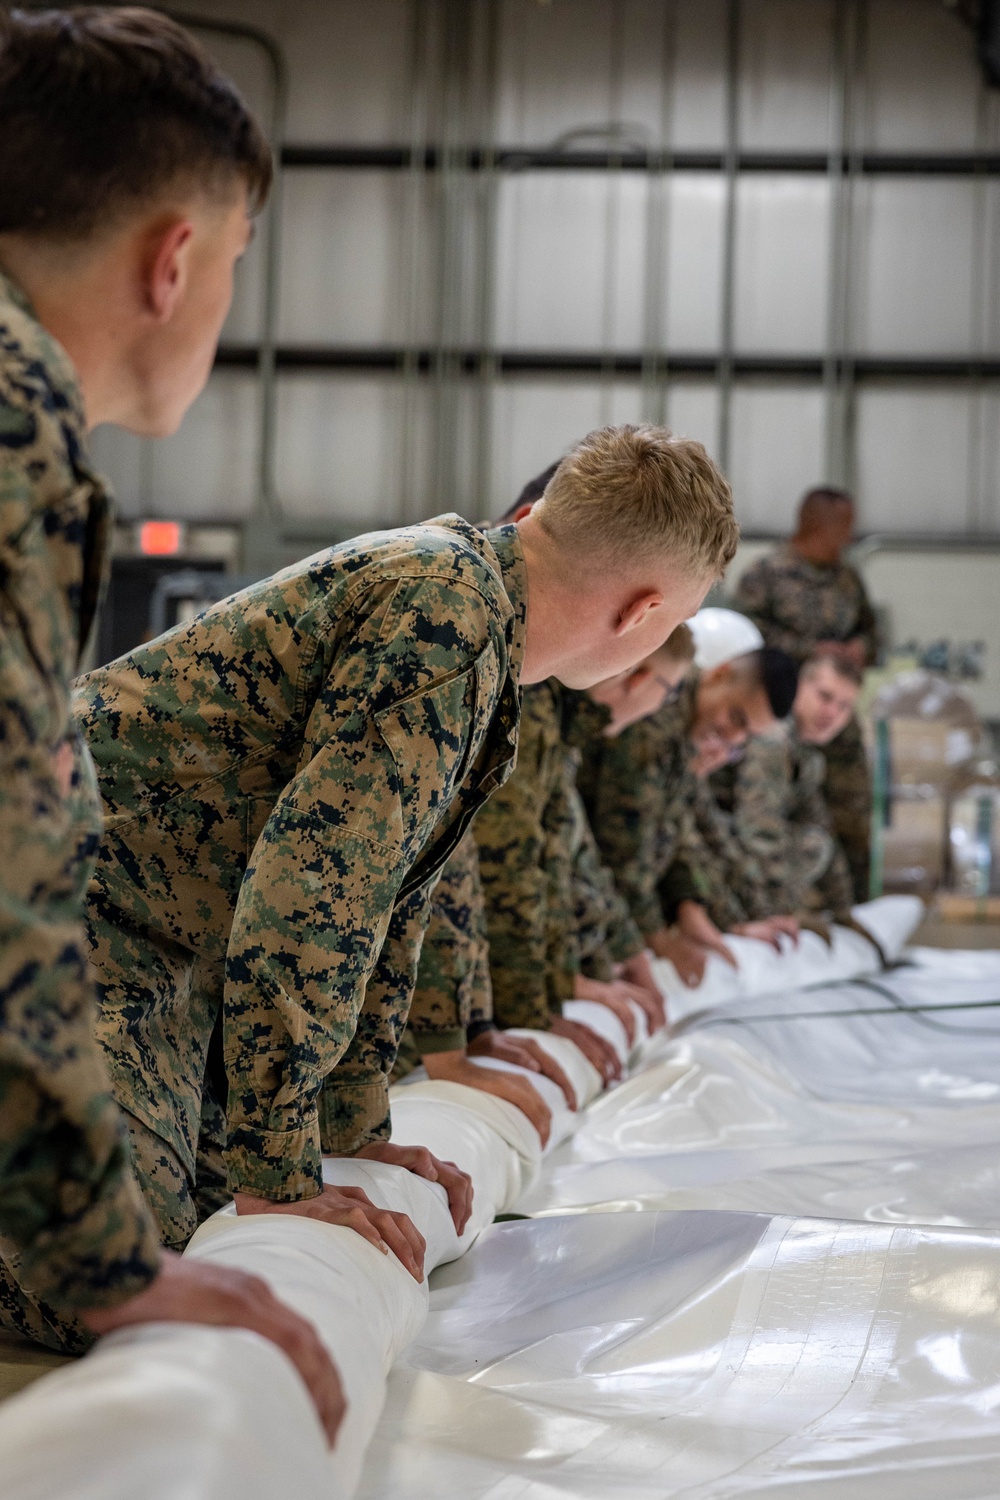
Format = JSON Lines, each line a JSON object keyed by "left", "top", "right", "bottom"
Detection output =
{"left": 471, "top": 680, "right": 646, "bottom": 1034}
{"left": 393, "top": 830, "right": 491, "bottom": 1080}
{"left": 733, "top": 544, "right": 878, "bottom": 901}
{"left": 473, "top": 681, "right": 578, "bottom": 1031}
{"left": 70, "top": 516, "right": 524, "bottom": 1261}
{"left": 570, "top": 674, "right": 770, "bottom": 936}
{"left": 709, "top": 724, "right": 855, "bottom": 917}
{"left": 0, "top": 269, "right": 160, "bottom": 1352}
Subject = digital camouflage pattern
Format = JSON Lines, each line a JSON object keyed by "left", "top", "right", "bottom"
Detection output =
{"left": 570, "top": 677, "right": 703, "bottom": 938}
{"left": 732, "top": 543, "right": 876, "bottom": 900}
{"left": 675, "top": 778, "right": 774, "bottom": 930}
{"left": 821, "top": 715, "right": 873, "bottom": 902}
{"left": 567, "top": 768, "right": 645, "bottom": 981}
{"left": 712, "top": 726, "right": 855, "bottom": 917}
{"left": 76, "top": 516, "right": 526, "bottom": 1204}
{"left": 0, "top": 269, "right": 161, "bottom": 1320}
{"left": 473, "top": 681, "right": 578, "bottom": 1030}
{"left": 393, "top": 832, "right": 491, "bottom": 1080}
{"left": 732, "top": 543, "right": 878, "bottom": 667}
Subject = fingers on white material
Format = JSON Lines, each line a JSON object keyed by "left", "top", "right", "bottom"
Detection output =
{"left": 0, "top": 1325, "right": 332, "bottom": 1500}
{"left": 0, "top": 897, "right": 927, "bottom": 1500}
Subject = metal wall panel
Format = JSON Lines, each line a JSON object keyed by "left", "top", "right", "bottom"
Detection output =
{"left": 90, "top": 374, "right": 259, "bottom": 521}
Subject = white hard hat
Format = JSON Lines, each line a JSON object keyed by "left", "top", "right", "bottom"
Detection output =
{"left": 687, "top": 607, "right": 764, "bottom": 671}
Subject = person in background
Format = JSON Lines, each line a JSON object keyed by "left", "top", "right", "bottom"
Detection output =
{"left": 576, "top": 624, "right": 800, "bottom": 988}
{"left": 0, "top": 5, "right": 345, "bottom": 1441}
{"left": 733, "top": 486, "right": 878, "bottom": 901}
{"left": 702, "top": 651, "right": 862, "bottom": 926}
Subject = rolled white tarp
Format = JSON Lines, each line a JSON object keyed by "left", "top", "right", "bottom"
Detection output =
{"left": 0, "top": 897, "right": 925, "bottom": 1500}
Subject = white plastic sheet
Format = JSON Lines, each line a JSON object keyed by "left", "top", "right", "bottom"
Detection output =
{"left": 11, "top": 895, "right": 983, "bottom": 1500}
{"left": 360, "top": 1209, "right": 1000, "bottom": 1499}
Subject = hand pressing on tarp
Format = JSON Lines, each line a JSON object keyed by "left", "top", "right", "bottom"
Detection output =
{"left": 83, "top": 1251, "right": 347, "bottom": 1448}
{"left": 234, "top": 1183, "right": 427, "bottom": 1281}
{"left": 616, "top": 950, "right": 668, "bottom": 1030}
{"left": 551, "top": 1015, "right": 623, "bottom": 1086}
{"left": 467, "top": 1028, "right": 578, "bottom": 1111}
{"left": 423, "top": 1048, "right": 555, "bottom": 1146}
{"left": 353, "top": 1140, "right": 474, "bottom": 1236}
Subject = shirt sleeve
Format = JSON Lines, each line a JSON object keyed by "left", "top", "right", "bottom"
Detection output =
{"left": 731, "top": 738, "right": 791, "bottom": 876}
{"left": 571, "top": 800, "right": 644, "bottom": 969}
{"left": 588, "top": 720, "right": 676, "bottom": 939}
{"left": 223, "top": 574, "right": 498, "bottom": 1199}
{"left": 474, "top": 693, "right": 571, "bottom": 1031}
{"left": 318, "top": 880, "right": 434, "bottom": 1155}
{"left": 850, "top": 568, "right": 880, "bottom": 665}
{"left": 408, "top": 831, "right": 491, "bottom": 1051}
{"left": 0, "top": 470, "right": 160, "bottom": 1309}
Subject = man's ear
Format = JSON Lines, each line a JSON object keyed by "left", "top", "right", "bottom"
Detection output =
{"left": 614, "top": 590, "right": 663, "bottom": 635}
{"left": 144, "top": 217, "right": 195, "bottom": 322}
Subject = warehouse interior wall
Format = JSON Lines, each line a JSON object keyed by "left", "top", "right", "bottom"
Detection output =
{"left": 88, "top": 0, "right": 1000, "bottom": 707}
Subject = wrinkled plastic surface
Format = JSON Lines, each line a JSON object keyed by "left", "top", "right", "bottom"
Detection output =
{"left": 11, "top": 896, "right": 976, "bottom": 1500}
{"left": 361, "top": 1209, "right": 1000, "bottom": 1499}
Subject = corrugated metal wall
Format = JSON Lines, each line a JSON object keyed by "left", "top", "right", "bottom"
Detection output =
{"left": 90, "top": 0, "right": 1000, "bottom": 542}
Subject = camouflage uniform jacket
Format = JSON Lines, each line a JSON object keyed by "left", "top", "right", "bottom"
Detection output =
{"left": 0, "top": 270, "right": 160, "bottom": 1308}
{"left": 473, "top": 680, "right": 578, "bottom": 1030}
{"left": 75, "top": 517, "right": 525, "bottom": 1200}
{"left": 717, "top": 725, "right": 855, "bottom": 915}
{"left": 394, "top": 831, "right": 492, "bottom": 1080}
{"left": 732, "top": 543, "right": 878, "bottom": 664}
{"left": 570, "top": 680, "right": 703, "bottom": 938}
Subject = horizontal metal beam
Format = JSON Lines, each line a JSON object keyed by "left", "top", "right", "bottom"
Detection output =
{"left": 281, "top": 144, "right": 1000, "bottom": 176}
{"left": 214, "top": 345, "right": 1000, "bottom": 380}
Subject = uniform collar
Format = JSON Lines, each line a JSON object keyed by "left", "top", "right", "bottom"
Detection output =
{"left": 780, "top": 541, "right": 841, "bottom": 576}
{"left": 0, "top": 264, "right": 90, "bottom": 441}
{"left": 482, "top": 522, "right": 528, "bottom": 682}
{"left": 0, "top": 265, "right": 34, "bottom": 319}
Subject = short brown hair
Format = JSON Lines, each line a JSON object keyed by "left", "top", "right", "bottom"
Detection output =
{"left": 0, "top": 7, "right": 272, "bottom": 240}
{"left": 538, "top": 425, "right": 739, "bottom": 579}
{"left": 803, "top": 650, "right": 863, "bottom": 688}
{"left": 654, "top": 621, "right": 696, "bottom": 667}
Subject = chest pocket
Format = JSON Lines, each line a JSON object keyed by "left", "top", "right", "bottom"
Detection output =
{"left": 374, "top": 658, "right": 480, "bottom": 858}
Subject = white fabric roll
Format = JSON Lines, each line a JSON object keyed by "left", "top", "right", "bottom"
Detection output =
{"left": 0, "top": 897, "right": 926, "bottom": 1500}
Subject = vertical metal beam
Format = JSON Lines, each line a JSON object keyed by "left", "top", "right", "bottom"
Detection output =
{"left": 717, "top": 0, "right": 740, "bottom": 473}
{"left": 967, "top": 79, "right": 993, "bottom": 534}
{"left": 400, "top": 0, "right": 434, "bottom": 524}
{"left": 430, "top": 0, "right": 473, "bottom": 517}
{"left": 641, "top": 0, "right": 677, "bottom": 427}
{"left": 471, "top": 0, "right": 502, "bottom": 520}
{"left": 599, "top": 0, "right": 627, "bottom": 428}
{"left": 824, "top": 0, "right": 864, "bottom": 493}
{"left": 167, "top": 14, "right": 289, "bottom": 574}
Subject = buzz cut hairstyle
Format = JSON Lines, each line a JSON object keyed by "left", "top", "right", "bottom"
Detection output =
{"left": 537, "top": 424, "right": 739, "bottom": 580}
{"left": 735, "top": 647, "right": 800, "bottom": 720}
{"left": 802, "top": 649, "right": 864, "bottom": 689}
{"left": 798, "top": 486, "right": 854, "bottom": 529}
{"left": 655, "top": 620, "right": 696, "bottom": 667}
{"left": 0, "top": 7, "right": 273, "bottom": 241}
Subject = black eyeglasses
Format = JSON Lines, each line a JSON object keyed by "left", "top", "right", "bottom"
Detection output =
{"left": 651, "top": 674, "right": 685, "bottom": 708}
